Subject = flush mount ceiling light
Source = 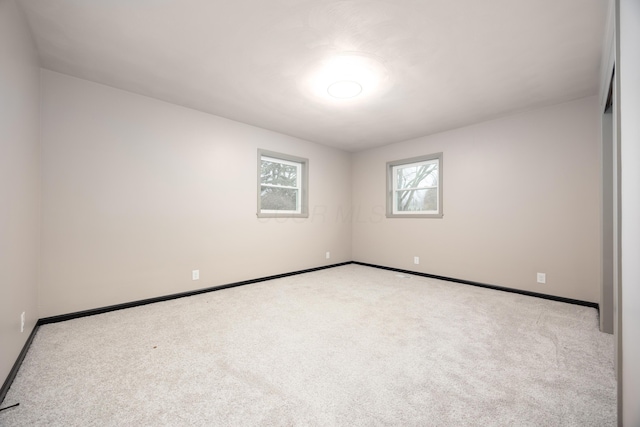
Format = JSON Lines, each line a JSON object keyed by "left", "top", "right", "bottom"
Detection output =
{"left": 303, "top": 52, "right": 390, "bottom": 102}
{"left": 327, "top": 80, "right": 363, "bottom": 98}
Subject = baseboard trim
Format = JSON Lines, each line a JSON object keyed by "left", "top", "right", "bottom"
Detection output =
{"left": 39, "top": 262, "right": 352, "bottom": 325}
{"left": 2, "top": 259, "right": 597, "bottom": 406}
{"left": 2, "top": 262, "right": 349, "bottom": 405}
{"left": 352, "top": 261, "right": 599, "bottom": 309}
{"left": 0, "top": 323, "right": 40, "bottom": 407}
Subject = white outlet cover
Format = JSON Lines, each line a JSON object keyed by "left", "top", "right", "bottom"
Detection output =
{"left": 192, "top": 270, "right": 200, "bottom": 280}
{"left": 537, "top": 273, "right": 546, "bottom": 284}
{"left": 326, "top": 251, "right": 330, "bottom": 259}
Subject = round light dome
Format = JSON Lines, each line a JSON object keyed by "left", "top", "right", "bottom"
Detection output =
{"left": 304, "top": 52, "right": 390, "bottom": 102}
{"left": 327, "top": 80, "right": 363, "bottom": 98}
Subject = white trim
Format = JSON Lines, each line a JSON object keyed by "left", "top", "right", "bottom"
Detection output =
{"left": 388, "top": 154, "right": 442, "bottom": 217}
{"left": 257, "top": 149, "right": 309, "bottom": 218}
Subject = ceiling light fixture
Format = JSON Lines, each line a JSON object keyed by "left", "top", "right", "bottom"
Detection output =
{"left": 327, "top": 80, "right": 363, "bottom": 98}
{"left": 304, "top": 52, "right": 390, "bottom": 102}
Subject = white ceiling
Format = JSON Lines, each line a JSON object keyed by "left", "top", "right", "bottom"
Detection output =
{"left": 18, "top": 0, "right": 608, "bottom": 152}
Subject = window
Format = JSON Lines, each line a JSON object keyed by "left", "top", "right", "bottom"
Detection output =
{"left": 257, "top": 150, "right": 308, "bottom": 218}
{"left": 387, "top": 153, "right": 443, "bottom": 218}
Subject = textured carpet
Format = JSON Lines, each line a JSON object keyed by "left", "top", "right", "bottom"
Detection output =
{"left": 1, "top": 264, "right": 616, "bottom": 426}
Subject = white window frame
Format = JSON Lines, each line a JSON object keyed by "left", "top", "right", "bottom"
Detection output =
{"left": 386, "top": 153, "right": 443, "bottom": 218}
{"left": 257, "top": 149, "right": 309, "bottom": 218}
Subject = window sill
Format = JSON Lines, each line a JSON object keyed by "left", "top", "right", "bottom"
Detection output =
{"left": 257, "top": 212, "right": 309, "bottom": 219}
{"left": 386, "top": 213, "right": 443, "bottom": 219}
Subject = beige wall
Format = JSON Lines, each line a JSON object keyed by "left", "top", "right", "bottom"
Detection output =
{"left": 352, "top": 97, "right": 601, "bottom": 303}
{"left": 40, "top": 70, "right": 352, "bottom": 318}
{"left": 0, "top": 0, "right": 41, "bottom": 385}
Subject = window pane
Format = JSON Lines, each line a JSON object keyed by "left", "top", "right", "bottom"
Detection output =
{"left": 396, "top": 162, "right": 438, "bottom": 189}
{"left": 261, "top": 160, "right": 298, "bottom": 187}
{"left": 387, "top": 153, "right": 442, "bottom": 218}
{"left": 396, "top": 189, "right": 437, "bottom": 212}
{"left": 261, "top": 186, "right": 298, "bottom": 211}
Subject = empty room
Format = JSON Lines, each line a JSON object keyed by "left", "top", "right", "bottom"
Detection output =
{"left": 1, "top": 0, "right": 639, "bottom": 425}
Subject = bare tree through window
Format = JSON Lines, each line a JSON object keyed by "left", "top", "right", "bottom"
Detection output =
{"left": 257, "top": 150, "right": 309, "bottom": 218}
{"left": 387, "top": 153, "right": 442, "bottom": 218}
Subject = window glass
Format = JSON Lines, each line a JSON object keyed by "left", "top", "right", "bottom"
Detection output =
{"left": 261, "top": 159, "right": 298, "bottom": 187}
{"left": 257, "top": 150, "right": 308, "bottom": 218}
{"left": 387, "top": 153, "right": 443, "bottom": 218}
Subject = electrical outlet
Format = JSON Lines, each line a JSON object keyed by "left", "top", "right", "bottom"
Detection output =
{"left": 414, "top": 256, "right": 420, "bottom": 265}
{"left": 537, "top": 272, "right": 546, "bottom": 284}
{"left": 21, "top": 312, "right": 25, "bottom": 333}
{"left": 326, "top": 251, "right": 331, "bottom": 259}
{"left": 192, "top": 270, "right": 200, "bottom": 280}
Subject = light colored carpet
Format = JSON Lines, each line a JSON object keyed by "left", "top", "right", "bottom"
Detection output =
{"left": 1, "top": 264, "right": 616, "bottom": 426}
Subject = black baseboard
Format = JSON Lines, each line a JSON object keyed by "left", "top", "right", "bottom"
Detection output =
{"left": 0, "top": 323, "right": 40, "bottom": 407}
{"left": 352, "top": 261, "right": 599, "bottom": 309}
{"left": 1, "top": 262, "right": 351, "bottom": 406}
{"left": 39, "top": 262, "right": 352, "bottom": 325}
{"left": 1, "top": 259, "right": 598, "bottom": 407}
